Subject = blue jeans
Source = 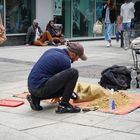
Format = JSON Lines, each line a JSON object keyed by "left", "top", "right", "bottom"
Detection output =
{"left": 122, "top": 22, "right": 131, "bottom": 31}
{"left": 104, "top": 23, "right": 114, "bottom": 42}
{"left": 115, "top": 31, "right": 121, "bottom": 42}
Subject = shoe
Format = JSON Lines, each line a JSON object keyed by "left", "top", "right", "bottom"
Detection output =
{"left": 71, "top": 92, "right": 78, "bottom": 100}
{"left": 55, "top": 102, "right": 81, "bottom": 113}
{"left": 106, "top": 43, "right": 111, "bottom": 47}
{"left": 27, "top": 94, "right": 43, "bottom": 111}
{"left": 48, "top": 41, "right": 56, "bottom": 46}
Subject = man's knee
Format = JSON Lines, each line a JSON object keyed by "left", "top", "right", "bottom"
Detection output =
{"left": 70, "top": 68, "right": 79, "bottom": 77}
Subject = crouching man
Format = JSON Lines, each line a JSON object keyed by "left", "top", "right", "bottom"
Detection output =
{"left": 27, "top": 42, "right": 87, "bottom": 113}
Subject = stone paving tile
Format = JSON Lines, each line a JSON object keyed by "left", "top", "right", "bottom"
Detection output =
{"left": 88, "top": 131, "right": 140, "bottom": 140}
{"left": 0, "top": 125, "right": 39, "bottom": 140}
{"left": 24, "top": 122, "right": 112, "bottom": 140}
{"left": 62, "top": 113, "right": 110, "bottom": 126}
{"left": 131, "top": 125, "right": 140, "bottom": 134}
{"left": 94, "top": 117, "right": 140, "bottom": 132}
{"left": 112, "top": 111, "right": 140, "bottom": 122}
{"left": 0, "top": 111, "right": 57, "bottom": 130}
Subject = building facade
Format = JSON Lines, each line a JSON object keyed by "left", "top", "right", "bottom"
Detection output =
{"left": 0, "top": 0, "right": 139, "bottom": 45}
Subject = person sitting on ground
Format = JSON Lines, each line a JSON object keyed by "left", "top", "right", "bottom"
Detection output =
{"left": 27, "top": 42, "right": 87, "bottom": 113}
{"left": 25, "top": 19, "right": 55, "bottom": 46}
{"left": 46, "top": 20, "right": 65, "bottom": 45}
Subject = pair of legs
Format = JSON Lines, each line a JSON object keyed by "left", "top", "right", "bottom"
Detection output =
{"left": 104, "top": 23, "right": 113, "bottom": 47}
{"left": 115, "top": 31, "right": 121, "bottom": 42}
{"left": 53, "top": 36, "right": 65, "bottom": 45}
{"left": 121, "top": 22, "right": 131, "bottom": 48}
{"left": 27, "top": 68, "right": 81, "bottom": 113}
{"left": 115, "top": 31, "right": 124, "bottom": 48}
{"left": 33, "top": 31, "right": 54, "bottom": 46}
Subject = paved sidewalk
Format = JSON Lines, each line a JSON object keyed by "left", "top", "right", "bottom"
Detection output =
{"left": 0, "top": 40, "right": 140, "bottom": 140}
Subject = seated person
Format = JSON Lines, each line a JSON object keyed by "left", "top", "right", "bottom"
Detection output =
{"left": 46, "top": 20, "right": 65, "bottom": 45}
{"left": 26, "top": 19, "right": 55, "bottom": 46}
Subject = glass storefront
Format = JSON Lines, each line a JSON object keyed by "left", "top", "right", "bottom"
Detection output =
{"left": 0, "top": 0, "right": 125, "bottom": 39}
{"left": 0, "top": 0, "right": 35, "bottom": 35}
{"left": 54, "top": 0, "right": 124, "bottom": 39}
{"left": 6, "top": 0, "right": 35, "bottom": 34}
{"left": 0, "top": 0, "right": 4, "bottom": 21}
{"left": 54, "top": 0, "right": 71, "bottom": 38}
{"left": 53, "top": 0, "right": 106, "bottom": 39}
{"left": 72, "top": 0, "right": 95, "bottom": 37}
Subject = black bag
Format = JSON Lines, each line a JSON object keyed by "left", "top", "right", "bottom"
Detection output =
{"left": 99, "top": 65, "right": 131, "bottom": 90}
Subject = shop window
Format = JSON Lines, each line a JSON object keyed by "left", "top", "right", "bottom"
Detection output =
{"left": 72, "top": 0, "right": 95, "bottom": 37}
{"left": 53, "top": 0, "right": 71, "bottom": 38}
{"left": 0, "top": 0, "right": 4, "bottom": 21}
{"left": 6, "top": 0, "right": 35, "bottom": 34}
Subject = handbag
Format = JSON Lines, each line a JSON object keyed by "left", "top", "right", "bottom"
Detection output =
{"left": 0, "top": 32, "right": 7, "bottom": 44}
{"left": 0, "top": 24, "right": 7, "bottom": 44}
{"left": 93, "top": 20, "right": 103, "bottom": 34}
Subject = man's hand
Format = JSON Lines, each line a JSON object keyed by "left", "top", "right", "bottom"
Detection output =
{"left": 50, "top": 97, "right": 61, "bottom": 103}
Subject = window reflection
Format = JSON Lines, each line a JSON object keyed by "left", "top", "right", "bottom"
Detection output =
{"left": 72, "top": 0, "right": 95, "bottom": 37}
{"left": 0, "top": 0, "right": 4, "bottom": 21}
{"left": 6, "top": 0, "right": 34, "bottom": 34}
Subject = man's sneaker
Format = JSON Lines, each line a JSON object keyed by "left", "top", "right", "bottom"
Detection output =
{"left": 71, "top": 92, "right": 78, "bottom": 100}
{"left": 55, "top": 103, "right": 81, "bottom": 113}
{"left": 26, "top": 94, "right": 43, "bottom": 111}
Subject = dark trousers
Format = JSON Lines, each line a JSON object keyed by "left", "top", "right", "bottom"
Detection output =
{"left": 28, "top": 68, "right": 79, "bottom": 103}
{"left": 120, "top": 31, "right": 124, "bottom": 48}
{"left": 115, "top": 31, "right": 124, "bottom": 48}
{"left": 115, "top": 31, "right": 121, "bottom": 42}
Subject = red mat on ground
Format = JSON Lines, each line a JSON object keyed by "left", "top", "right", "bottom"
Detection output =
{"left": 70, "top": 94, "right": 140, "bottom": 115}
{"left": 0, "top": 99, "right": 24, "bottom": 107}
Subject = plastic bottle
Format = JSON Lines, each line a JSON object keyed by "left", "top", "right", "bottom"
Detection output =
{"left": 109, "top": 88, "right": 115, "bottom": 112}
{"left": 130, "top": 69, "right": 137, "bottom": 89}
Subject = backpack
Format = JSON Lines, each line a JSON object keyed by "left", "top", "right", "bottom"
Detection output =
{"left": 99, "top": 65, "right": 131, "bottom": 90}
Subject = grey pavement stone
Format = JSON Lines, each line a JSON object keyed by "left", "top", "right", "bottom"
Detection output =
{"left": 24, "top": 122, "right": 112, "bottom": 140}
{"left": 131, "top": 126, "right": 140, "bottom": 134}
{"left": 0, "top": 125, "right": 39, "bottom": 140}
{"left": 94, "top": 117, "right": 140, "bottom": 132}
{"left": 88, "top": 131, "right": 140, "bottom": 140}
{"left": 62, "top": 113, "right": 109, "bottom": 126}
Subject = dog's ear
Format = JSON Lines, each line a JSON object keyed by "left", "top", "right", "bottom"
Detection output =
{"left": 76, "top": 83, "right": 81, "bottom": 93}
{"left": 82, "top": 85, "right": 91, "bottom": 95}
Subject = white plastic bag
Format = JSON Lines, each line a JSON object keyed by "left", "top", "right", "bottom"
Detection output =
{"left": 93, "top": 20, "right": 103, "bottom": 34}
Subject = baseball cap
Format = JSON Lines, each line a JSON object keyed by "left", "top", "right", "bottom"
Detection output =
{"left": 67, "top": 42, "right": 87, "bottom": 61}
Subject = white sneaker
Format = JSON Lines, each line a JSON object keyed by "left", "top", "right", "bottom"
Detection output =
{"left": 106, "top": 43, "right": 111, "bottom": 47}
